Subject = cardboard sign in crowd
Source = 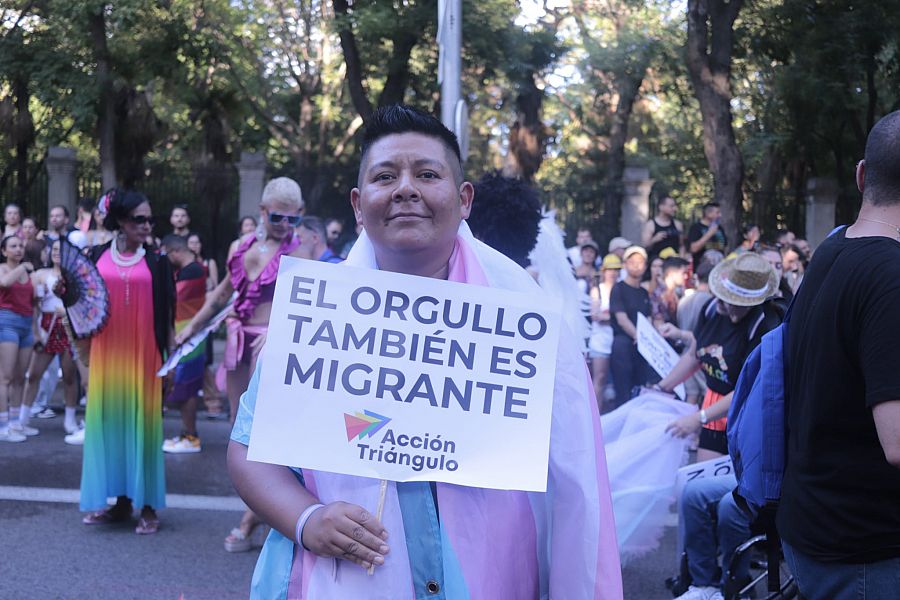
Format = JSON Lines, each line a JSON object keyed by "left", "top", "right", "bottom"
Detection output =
{"left": 247, "top": 258, "right": 562, "bottom": 492}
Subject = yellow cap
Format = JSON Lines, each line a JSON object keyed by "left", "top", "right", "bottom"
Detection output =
{"left": 658, "top": 247, "right": 679, "bottom": 260}
{"left": 601, "top": 253, "right": 623, "bottom": 270}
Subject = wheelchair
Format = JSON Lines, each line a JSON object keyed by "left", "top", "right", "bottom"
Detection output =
{"left": 666, "top": 518, "right": 798, "bottom": 599}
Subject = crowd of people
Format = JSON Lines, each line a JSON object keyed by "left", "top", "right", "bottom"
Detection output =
{"left": 1, "top": 105, "right": 896, "bottom": 600}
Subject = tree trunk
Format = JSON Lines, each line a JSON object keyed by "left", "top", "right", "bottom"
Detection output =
{"left": 502, "top": 72, "right": 544, "bottom": 182}
{"left": 600, "top": 69, "right": 645, "bottom": 243}
{"left": 89, "top": 7, "right": 117, "bottom": 189}
{"left": 333, "top": 0, "right": 373, "bottom": 120}
{"left": 686, "top": 0, "right": 744, "bottom": 249}
{"left": 12, "top": 76, "right": 33, "bottom": 202}
{"left": 377, "top": 32, "right": 418, "bottom": 108}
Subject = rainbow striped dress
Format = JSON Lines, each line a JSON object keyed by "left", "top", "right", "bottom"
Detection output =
{"left": 80, "top": 250, "right": 165, "bottom": 511}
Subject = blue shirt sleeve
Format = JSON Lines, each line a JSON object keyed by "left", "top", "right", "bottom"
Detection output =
{"left": 230, "top": 360, "right": 263, "bottom": 446}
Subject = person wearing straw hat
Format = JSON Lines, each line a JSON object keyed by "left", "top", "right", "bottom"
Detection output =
{"left": 655, "top": 252, "right": 783, "bottom": 461}
{"left": 653, "top": 253, "right": 783, "bottom": 600}
{"left": 226, "top": 105, "right": 622, "bottom": 599}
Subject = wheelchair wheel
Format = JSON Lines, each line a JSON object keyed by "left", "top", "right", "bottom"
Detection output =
{"left": 723, "top": 535, "right": 799, "bottom": 600}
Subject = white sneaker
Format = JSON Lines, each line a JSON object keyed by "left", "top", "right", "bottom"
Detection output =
{"left": 0, "top": 427, "right": 26, "bottom": 443}
{"left": 64, "top": 427, "right": 85, "bottom": 445}
{"left": 162, "top": 434, "right": 201, "bottom": 454}
{"left": 674, "top": 586, "right": 723, "bottom": 600}
{"left": 65, "top": 419, "right": 84, "bottom": 435}
{"left": 9, "top": 422, "right": 39, "bottom": 436}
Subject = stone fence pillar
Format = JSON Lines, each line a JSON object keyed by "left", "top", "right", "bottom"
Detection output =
{"left": 805, "top": 177, "right": 838, "bottom": 250}
{"left": 620, "top": 166, "right": 654, "bottom": 245}
{"left": 237, "top": 152, "right": 267, "bottom": 220}
{"left": 45, "top": 146, "right": 78, "bottom": 218}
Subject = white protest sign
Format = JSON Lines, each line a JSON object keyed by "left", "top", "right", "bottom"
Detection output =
{"left": 636, "top": 313, "right": 686, "bottom": 400}
{"left": 247, "top": 258, "right": 562, "bottom": 492}
{"left": 674, "top": 455, "right": 734, "bottom": 500}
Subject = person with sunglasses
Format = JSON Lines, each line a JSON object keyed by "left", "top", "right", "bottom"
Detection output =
{"left": 78, "top": 189, "right": 175, "bottom": 535}
{"left": 175, "top": 176, "right": 306, "bottom": 552}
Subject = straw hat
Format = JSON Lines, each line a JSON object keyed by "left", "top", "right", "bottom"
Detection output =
{"left": 601, "top": 253, "right": 623, "bottom": 270}
{"left": 708, "top": 253, "right": 778, "bottom": 307}
{"left": 608, "top": 237, "right": 631, "bottom": 253}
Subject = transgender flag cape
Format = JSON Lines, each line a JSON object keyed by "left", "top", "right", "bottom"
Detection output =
{"left": 247, "top": 222, "right": 622, "bottom": 599}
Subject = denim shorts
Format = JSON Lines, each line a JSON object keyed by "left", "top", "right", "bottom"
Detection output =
{"left": 0, "top": 308, "right": 34, "bottom": 348}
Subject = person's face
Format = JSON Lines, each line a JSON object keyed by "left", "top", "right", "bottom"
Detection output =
{"left": 745, "top": 226, "right": 760, "bottom": 243}
{"left": 2, "top": 236, "right": 24, "bottom": 262}
{"left": 760, "top": 250, "right": 783, "bottom": 280}
{"left": 351, "top": 133, "right": 473, "bottom": 263}
{"left": 778, "top": 231, "right": 796, "bottom": 247}
{"left": 296, "top": 225, "right": 320, "bottom": 259}
{"left": 664, "top": 267, "right": 686, "bottom": 290}
{"left": 624, "top": 253, "right": 647, "bottom": 278}
{"left": 603, "top": 268, "right": 620, "bottom": 284}
{"left": 581, "top": 247, "right": 598, "bottom": 266}
{"left": 782, "top": 249, "right": 801, "bottom": 273}
{"left": 5, "top": 206, "right": 21, "bottom": 226}
{"left": 716, "top": 299, "right": 752, "bottom": 323}
{"left": 49, "top": 208, "right": 68, "bottom": 232}
{"left": 170, "top": 208, "right": 189, "bottom": 230}
{"left": 166, "top": 246, "right": 189, "bottom": 267}
{"left": 120, "top": 202, "right": 153, "bottom": 246}
{"left": 187, "top": 235, "right": 202, "bottom": 255}
{"left": 795, "top": 239, "right": 810, "bottom": 257}
{"left": 20, "top": 219, "right": 37, "bottom": 240}
{"left": 326, "top": 222, "right": 342, "bottom": 244}
{"left": 650, "top": 258, "right": 664, "bottom": 281}
{"left": 50, "top": 241, "right": 61, "bottom": 266}
{"left": 576, "top": 229, "right": 592, "bottom": 246}
{"left": 704, "top": 206, "right": 721, "bottom": 222}
{"left": 261, "top": 199, "right": 303, "bottom": 242}
{"left": 660, "top": 197, "right": 677, "bottom": 217}
{"left": 240, "top": 217, "right": 257, "bottom": 236}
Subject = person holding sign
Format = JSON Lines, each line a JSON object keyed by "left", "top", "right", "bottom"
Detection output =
{"left": 227, "top": 105, "right": 622, "bottom": 599}
{"left": 654, "top": 253, "right": 783, "bottom": 600}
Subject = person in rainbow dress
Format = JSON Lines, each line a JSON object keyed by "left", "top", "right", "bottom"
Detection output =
{"left": 79, "top": 188, "right": 174, "bottom": 535}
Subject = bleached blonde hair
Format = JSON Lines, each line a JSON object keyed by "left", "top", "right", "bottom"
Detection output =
{"left": 261, "top": 177, "right": 304, "bottom": 210}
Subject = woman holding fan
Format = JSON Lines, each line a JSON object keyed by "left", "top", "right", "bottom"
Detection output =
{"left": 79, "top": 189, "right": 174, "bottom": 535}
{"left": 23, "top": 240, "right": 82, "bottom": 437}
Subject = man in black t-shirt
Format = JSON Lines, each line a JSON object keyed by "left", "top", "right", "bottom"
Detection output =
{"left": 687, "top": 202, "right": 727, "bottom": 267}
{"left": 779, "top": 110, "right": 900, "bottom": 600}
{"left": 608, "top": 245, "right": 652, "bottom": 408}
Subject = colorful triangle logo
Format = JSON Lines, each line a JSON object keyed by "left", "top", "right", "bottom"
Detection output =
{"left": 344, "top": 410, "right": 392, "bottom": 442}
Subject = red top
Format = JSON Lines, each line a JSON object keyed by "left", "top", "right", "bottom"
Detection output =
{"left": 0, "top": 276, "right": 34, "bottom": 316}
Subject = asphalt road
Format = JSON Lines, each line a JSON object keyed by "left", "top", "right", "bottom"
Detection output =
{"left": 1, "top": 396, "right": 680, "bottom": 600}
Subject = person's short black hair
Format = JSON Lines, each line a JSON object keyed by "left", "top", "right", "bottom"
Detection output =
{"left": 78, "top": 196, "right": 95, "bottom": 212}
{"left": 863, "top": 110, "right": 900, "bottom": 206}
{"left": 702, "top": 202, "right": 720, "bottom": 213}
{"left": 662, "top": 256, "right": 688, "bottom": 277}
{"left": 171, "top": 204, "right": 190, "bottom": 215}
{"left": 695, "top": 261, "right": 714, "bottom": 283}
{"left": 161, "top": 234, "right": 189, "bottom": 253}
{"left": 467, "top": 171, "right": 542, "bottom": 268}
{"left": 742, "top": 223, "right": 758, "bottom": 237}
{"left": 359, "top": 104, "right": 463, "bottom": 184}
{"left": 298, "top": 215, "right": 326, "bottom": 240}
{"left": 51, "top": 204, "right": 70, "bottom": 218}
{"left": 102, "top": 188, "right": 151, "bottom": 231}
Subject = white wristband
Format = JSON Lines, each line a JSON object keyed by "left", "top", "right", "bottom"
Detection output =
{"left": 699, "top": 409, "right": 709, "bottom": 425}
{"left": 295, "top": 503, "right": 325, "bottom": 549}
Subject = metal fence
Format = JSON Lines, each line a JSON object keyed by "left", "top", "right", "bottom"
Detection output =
{"left": 77, "top": 164, "right": 240, "bottom": 272}
{"left": 0, "top": 167, "right": 48, "bottom": 227}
